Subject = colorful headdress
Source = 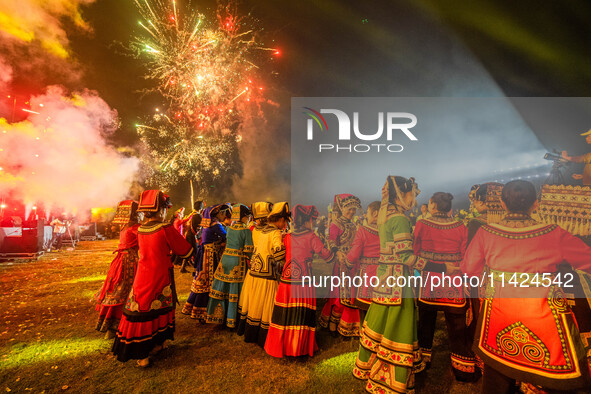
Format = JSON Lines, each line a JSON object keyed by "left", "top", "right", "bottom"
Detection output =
{"left": 469, "top": 182, "right": 504, "bottom": 223}
{"left": 468, "top": 184, "right": 480, "bottom": 204}
{"left": 231, "top": 204, "right": 252, "bottom": 221}
{"left": 112, "top": 200, "right": 138, "bottom": 225}
{"left": 293, "top": 204, "right": 319, "bottom": 225}
{"left": 581, "top": 128, "right": 591, "bottom": 136}
{"left": 251, "top": 202, "right": 273, "bottom": 220}
{"left": 333, "top": 194, "right": 362, "bottom": 216}
{"left": 378, "top": 176, "right": 419, "bottom": 226}
{"left": 268, "top": 201, "right": 291, "bottom": 221}
{"left": 138, "top": 190, "right": 172, "bottom": 212}
{"left": 211, "top": 203, "right": 231, "bottom": 219}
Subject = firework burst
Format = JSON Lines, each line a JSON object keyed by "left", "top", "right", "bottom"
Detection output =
{"left": 132, "top": 0, "right": 275, "bottom": 128}
{"left": 137, "top": 114, "right": 242, "bottom": 191}
{"left": 132, "top": 0, "right": 276, "bottom": 196}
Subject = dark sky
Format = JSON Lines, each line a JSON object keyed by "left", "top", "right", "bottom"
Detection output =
{"left": 2, "top": 0, "right": 590, "bottom": 213}
{"left": 5, "top": 0, "right": 590, "bottom": 208}
{"left": 64, "top": 0, "right": 591, "bottom": 150}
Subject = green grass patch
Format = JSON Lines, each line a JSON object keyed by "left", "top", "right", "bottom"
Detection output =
{"left": 0, "top": 338, "right": 109, "bottom": 369}
{"left": 315, "top": 351, "right": 357, "bottom": 376}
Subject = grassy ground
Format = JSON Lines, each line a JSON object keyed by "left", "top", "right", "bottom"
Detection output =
{"left": 0, "top": 240, "right": 482, "bottom": 393}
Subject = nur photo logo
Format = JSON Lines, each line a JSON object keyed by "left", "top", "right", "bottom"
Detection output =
{"left": 303, "top": 107, "right": 419, "bottom": 153}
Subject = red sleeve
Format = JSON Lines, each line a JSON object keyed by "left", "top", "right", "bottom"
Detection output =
{"left": 413, "top": 221, "right": 423, "bottom": 255}
{"left": 346, "top": 227, "right": 364, "bottom": 264}
{"left": 284, "top": 233, "right": 291, "bottom": 263}
{"left": 559, "top": 229, "right": 591, "bottom": 273}
{"left": 180, "top": 215, "right": 192, "bottom": 225}
{"left": 173, "top": 219, "right": 182, "bottom": 232}
{"left": 128, "top": 225, "right": 140, "bottom": 249}
{"left": 312, "top": 233, "right": 335, "bottom": 263}
{"left": 164, "top": 225, "right": 193, "bottom": 258}
{"left": 459, "top": 224, "right": 468, "bottom": 259}
{"left": 328, "top": 223, "right": 343, "bottom": 246}
{"left": 461, "top": 228, "right": 486, "bottom": 276}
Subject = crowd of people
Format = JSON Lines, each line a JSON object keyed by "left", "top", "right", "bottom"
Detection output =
{"left": 92, "top": 176, "right": 591, "bottom": 393}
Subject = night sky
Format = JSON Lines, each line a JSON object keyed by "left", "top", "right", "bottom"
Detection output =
{"left": 61, "top": 0, "right": 591, "bottom": 147}
{"left": 3, "top": 0, "right": 591, "bottom": 208}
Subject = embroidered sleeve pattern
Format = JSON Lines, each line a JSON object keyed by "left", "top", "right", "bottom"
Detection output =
{"left": 380, "top": 227, "right": 426, "bottom": 270}
{"left": 271, "top": 230, "right": 286, "bottom": 265}
{"left": 242, "top": 228, "right": 254, "bottom": 259}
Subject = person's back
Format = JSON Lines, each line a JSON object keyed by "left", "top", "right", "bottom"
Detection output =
{"left": 461, "top": 180, "right": 591, "bottom": 392}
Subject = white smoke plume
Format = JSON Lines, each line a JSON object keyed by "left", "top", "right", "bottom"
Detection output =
{"left": 0, "top": 86, "right": 139, "bottom": 219}
{"left": 231, "top": 98, "right": 290, "bottom": 204}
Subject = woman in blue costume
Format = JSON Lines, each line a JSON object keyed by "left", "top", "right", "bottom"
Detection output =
{"left": 182, "top": 204, "right": 229, "bottom": 322}
{"left": 206, "top": 204, "right": 254, "bottom": 328}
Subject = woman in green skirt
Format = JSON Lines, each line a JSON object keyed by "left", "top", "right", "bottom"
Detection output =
{"left": 353, "top": 175, "right": 428, "bottom": 393}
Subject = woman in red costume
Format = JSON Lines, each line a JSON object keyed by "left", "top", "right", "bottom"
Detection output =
{"left": 414, "top": 192, "right": 479, "bottom": 381}
{"left": 462, "top": 180, "right": 591, "bottom": 392}
{"left": 95, "top": 200, "right": 143, "bottom": 339}
{"left": 112, "top": 190, "right": 193, "bottom": 367}
{"left": 319, "top": 194, "right": 362, "bottom": 337}
{"left": 265, "top": 204, "right": 335, "bottom": 357}
{"left": 346, "top": 201, "right": 381, "bottom": 315}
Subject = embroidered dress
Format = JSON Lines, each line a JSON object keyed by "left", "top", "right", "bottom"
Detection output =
{"left": 413, "top": 213, "right": 477, "bottom": 380}
{"left": 462, "top": 214, "right": 591, "bottom": 390}
{"left": 237, "top": 223, "right": 286, "bottom": 347}
{"left": 206, "top": 221, "right": 253, "bottom": 327}
{"left": 182, "top": 207, "right": 227, "bottom": 321}
{"left": 112, "top": 221, "right": 192, "bottom": 362}
{"left": 464, "top": 181, "right": 504, "bottom": 375}
{"left": 353, "top": 207, "right": 428, "bottom": 393}
{"left": 347, "top": 224, "right": 380, "bottom": 311}
{"left": 265, "top": 230, "right": 335, "bottom": 357}
{"left": 319, "top": 194, "right": 362, "bottom": 337}
{"left": 95, "top": 224, "right": 140, "bottom": 334}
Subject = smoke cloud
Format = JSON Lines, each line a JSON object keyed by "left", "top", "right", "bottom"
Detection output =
{"left": 0, "top": 0, "right": 96, "bottom": 86}
{"left": 0, "top": 86, "right": 139, "bottom": 218}
{"left": 0, "top": 0, "right": 94, "bottom": 58}
{"left": 0, "top": 57, "right": 12, "bottom": 91}
{"left": 0, "top": 56, "right": 12, "bottom": 115}
{"left": 231, "top": 97, "right": 290, "bottom": 204}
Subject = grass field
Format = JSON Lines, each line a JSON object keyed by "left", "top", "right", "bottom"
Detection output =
{"left": 0, "top": 240, "right": 482, "bottom": 393}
